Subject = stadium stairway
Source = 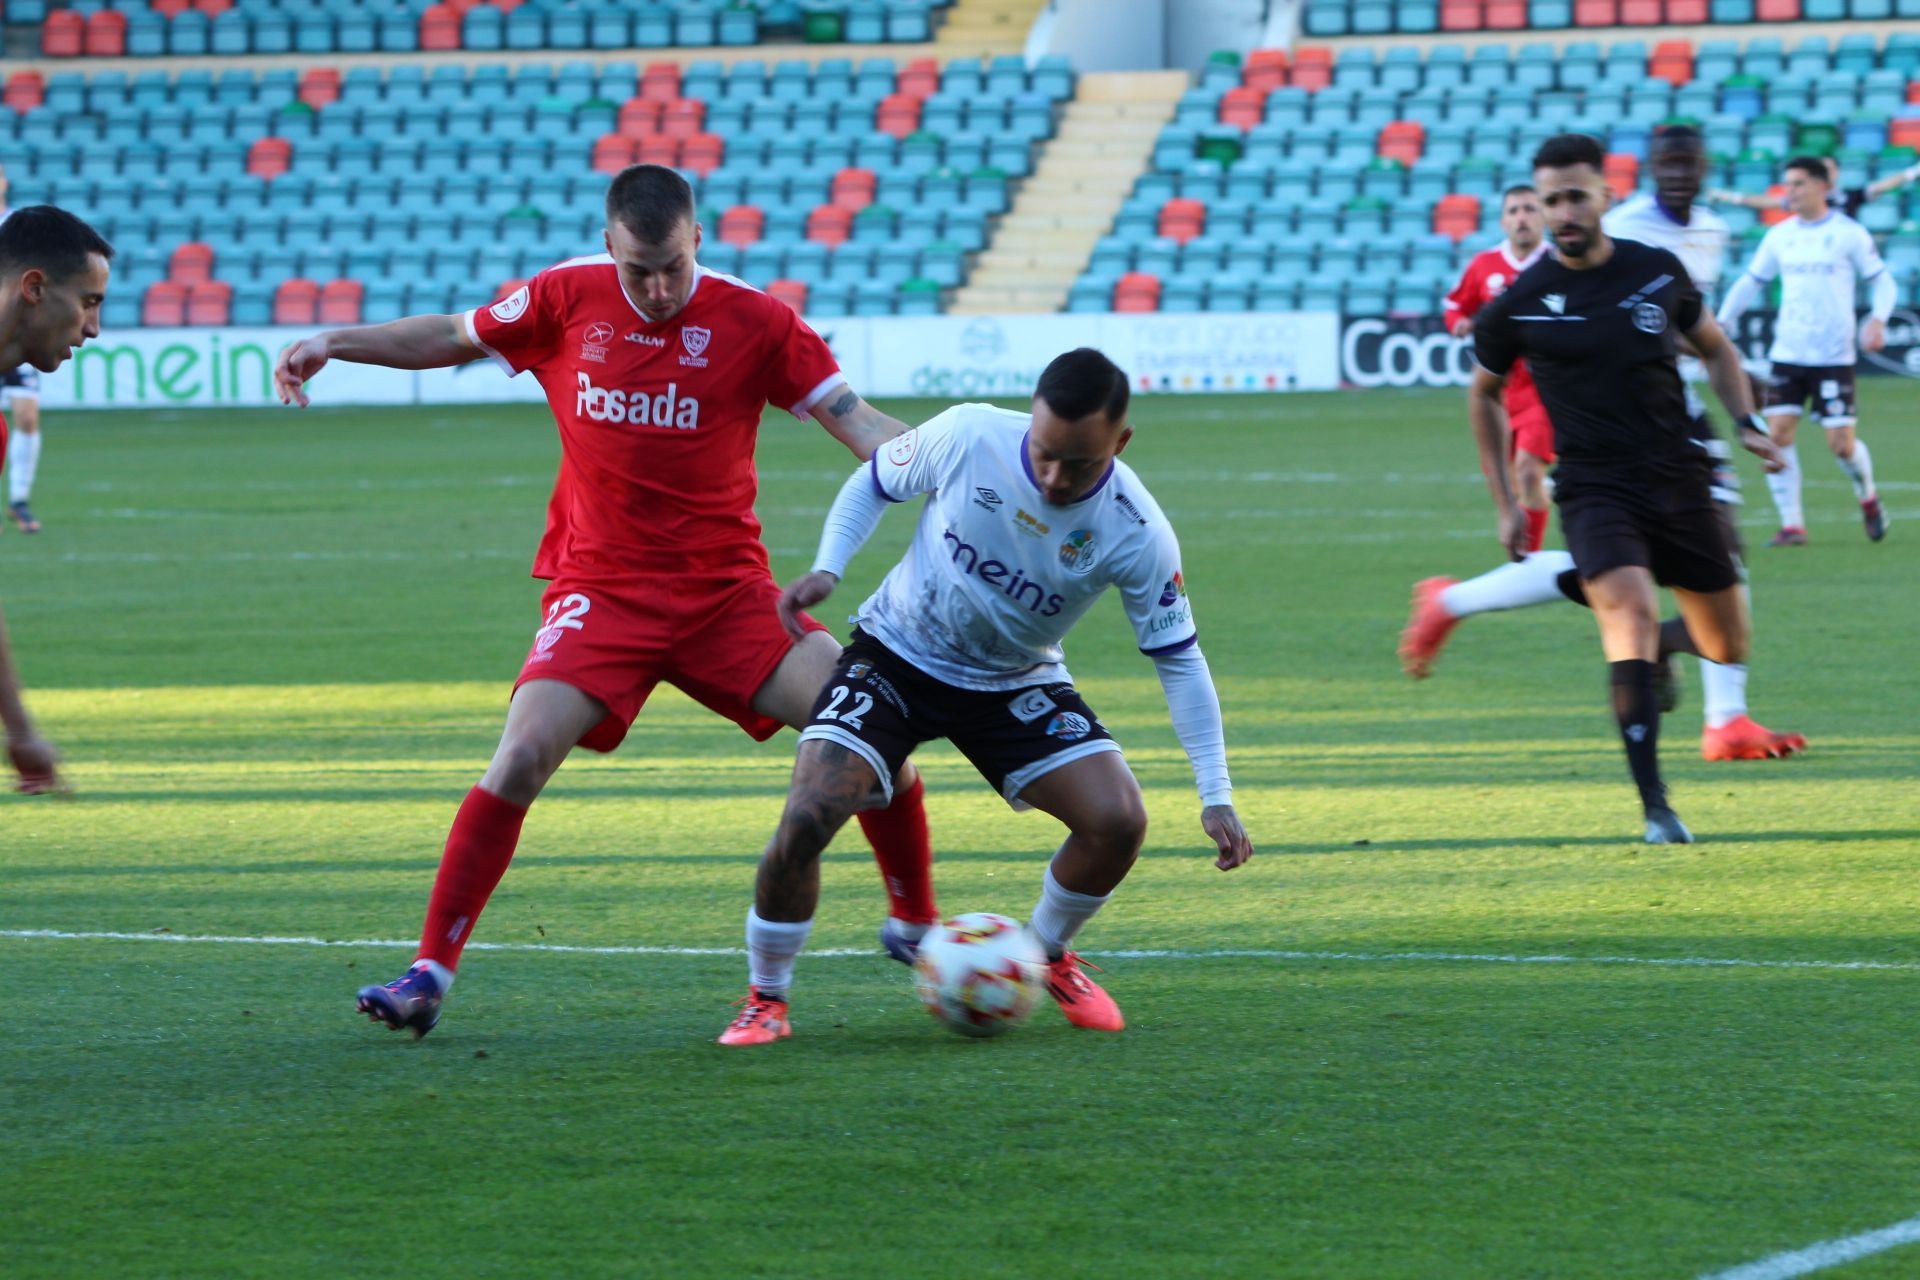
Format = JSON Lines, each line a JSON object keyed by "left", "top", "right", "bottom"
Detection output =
{"left": 950, "top": 69, "right": 1182, "bottom": 313}
{"left": 933, "top": 0, "right": 1043, "bottom": 56}
{"left": 1309, "top": 18, "right": 1920, "bottom": 50}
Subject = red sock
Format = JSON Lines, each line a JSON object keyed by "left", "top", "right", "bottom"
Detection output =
{"left": 417, "top": 786, "right": 529, "bottom": 970}
{"left": 1524, "top": 506, "right": 1550, "bottom": 553}
{"left": 856, "top": 773, "right": 937, "bottom": 924}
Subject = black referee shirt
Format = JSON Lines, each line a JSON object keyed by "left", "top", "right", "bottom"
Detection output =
{"left": 1474, "top": 238, "right": 1705, "bottom": 476}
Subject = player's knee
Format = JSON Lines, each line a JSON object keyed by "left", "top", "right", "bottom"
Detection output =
{"left": 775, "top": 789, "right": 855, "bottom": 861}
{"left": 1078, "top": 789, "right": 1148, "bottom": 860}
{"left": 487, "top": 733, "right": 567, "bottom": 796}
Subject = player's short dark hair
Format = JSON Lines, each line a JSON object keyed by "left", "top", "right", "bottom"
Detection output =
{"left": 1785, "top": 155, "right": 1831, "bottom": 184}
{"left": 1501, "top": 184, "right": 1537, "bottom": 203}
{"left": 0, "top": 205, "right": 115, "bottom": 282}
{"left": 1034, "top": 348, "right": 1129, "bottom": 425}
{"left": 1652, "top": 124, "right": 1704, "bottom": 152}
{"left": 605, "top": 164, "right": 696, "bottom": 243}
{"left": 1531, "top": 132, "right": 1606, "bottom": 173}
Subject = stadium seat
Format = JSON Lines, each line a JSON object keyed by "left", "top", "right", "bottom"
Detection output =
{"left": 169, "top": 242, "right": 215, "bottom": 285}
{"left": 1157, "top": 198, "right": 1206, "bottom": 244}
{"left": 185, "top": 281, "right": 232, "bottom": 326}
{"left": 142, "top": 281, "right": 189, "bottom": 327}
{"left": 1433, "top": 193, "right": 1482, "bottom": 240}
{"left": 318, "top": 279, "right": 364, "bottom": 325}
{"left": 1112, "top": 271, "right": 1161, "bottom": 312}
{"left": 247, "top": 138, "right": 293, "bottom": 180}
{"left": 718, "top": 205, "right": 765, "bottom": 246}
{"left": 273, "top": 279, "right": 321, "bottom": 326}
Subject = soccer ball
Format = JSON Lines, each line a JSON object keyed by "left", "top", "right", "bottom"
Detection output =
{"left": 912, "top": 912, "right": 1048, "bottom": 1038}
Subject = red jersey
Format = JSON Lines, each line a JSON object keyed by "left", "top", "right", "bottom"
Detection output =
{"left": 467, "top": 259, "right": 846, "bottom": 580}
{"left": 1445, "top": 241, "right": 1547, "bottom": 421}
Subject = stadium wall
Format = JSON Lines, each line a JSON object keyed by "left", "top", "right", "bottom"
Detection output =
{"left": 37, "top": 310, "right": 1344, "bottom": 409}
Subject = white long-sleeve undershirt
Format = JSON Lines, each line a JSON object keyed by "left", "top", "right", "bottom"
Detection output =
{"left": 811, "top": 461, "right": 893, "bottom": 579}
{"left": 1151, "top": 643, "right": 1233, "bottom": 807}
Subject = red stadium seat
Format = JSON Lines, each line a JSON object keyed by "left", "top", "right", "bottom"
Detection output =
{"left": 1621, "top": 0, "right": 1662, "bottom": 21}
{"left": 1433, "top": 194, "right": 1482, "bottom": 241}
{"left": 1113, "top": 272, "right": 1161, "bottom": 313}
{"left": 618, "top": 98, "right": 663, "bottom": 138}
{"left": 636, "top": 135, "right": 681, "bottom": 167}
{"left": 1485, "top": 0, "right": 1528, "bottom": 27}
{"left": 767, "top": 279, "right": 808, "bottom": 315}
{"left": 591, "top": 134, "right": 636, "bottom": 173}
{"left": 897, "top": 57, "right": 939, "bottom": 100}
{"left": 661, "top": 98, "right": 705, "bottom": 139}
{"left": 1753, "top": 0, "right": 1799, "bottom": 15}
{"left": 717, "top": 205, "right": 765, "bottom": 246}
{"left": 195, "top": 0, "right": 235, "bottom": 14}
{"left": 1891, "top": 119, "right": 1920, "bottom": 148}
{"left": 419, "top": 4, "right": 461, "bottom": 50}
{"left": 246, "top": 137, "right": 292, "bottom": 180}
{"left": 679, "top": 132, "right": 725, "bottom": 175}
{"left": 1378, "top": 121, "right": 1425, "bottom": 166}
{"left": 1604, "top": 153, "right": 1640, "bottom": 199}
{"left": 4, "top": 72, "right": 46, "bottom": 111}
{"left": 1219, "top": 87, "right": 1265, "bottom": 129}
{"left": 1439, "top": 0, "right": 1483, "bottom": 31}
{"left": 152, "top": 0, "right": 192, "bottom": 17}
{"left": 830, "top": 167, "right": 877, "bottom": 211}
{"left": 40, "top": 12, "right": 84, "bottom": 56}
{"left": 1909, "top": 82, "right": 1920, "bottom": 104}
{"left": 142, "top": 282, "right": 188, "bottom": 327}
{"left": 640, "top": 62, "right": 681, "bottom": 101}
{"left": 876, "top": 93, "right": 921, "bottom": 139}
{"left": 1665, "top": 0, "right": 1707, "bottom": 15}
{"left": 273, "top": 280, "right": 320, "bottom": 326}
{"left": 492, "top": 0, "right": 526, "bottom": 12}
{"left": 169, "top": 242, "right": 215, "bottom": 285}
{"left": 806, "top": 205, "right": 852, "bottom": 247}
{"left": 1649, "top": 41, "right": 1693, "bottom": 85}
{"left": 1244, "top": 49, "right": 1288, "bottom": 93}
{"left": 1157, "top": 197, "right": 1206, "bottom": 244}
{"left": 185, "top": 282, "right": 232, "bottom": 326}
{"left": 318, "top": 280, "right": 364, "bottom": 326}
{"left": 1573, "top": 0, "right": 1618, "bottom": 23}
{"left": 82, "top": 9, "right": 127, "bottom": 56}
{"left": 298, "top": 68, "right": 341, "bottom": 109}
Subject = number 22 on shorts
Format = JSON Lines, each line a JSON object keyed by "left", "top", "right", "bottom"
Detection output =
{"left": 533, "top": 593, "right": 591, "bottom": 653}
{"left": 817, "top": 684, "right": 873, "bottom": 730}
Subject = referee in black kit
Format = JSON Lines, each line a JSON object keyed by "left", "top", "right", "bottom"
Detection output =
{"left": 1468, "top": 133, "right": 1785, "bottom": 845}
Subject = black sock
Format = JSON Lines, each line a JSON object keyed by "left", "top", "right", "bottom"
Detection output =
{"left": 1556, "top": 570, "right": 1589, "bottom": 606}
{"left": 1609, "top": 659, "right": 1666, "bottom": 811}
{"left": 1657, "top": 617, "right": 1702, "bottom": 659}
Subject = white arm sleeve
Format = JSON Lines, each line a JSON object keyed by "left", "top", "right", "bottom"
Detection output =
{"left": 1151, "top": 644, "right": 1232, "bottom": 807}
{"left": 1868, "top": 264, "right": 1898, "bottom": 321}
{"left": 1715, "top": 270, "right": 1764, "bottom": 327}
{"left": 811, "top": 463, "right": 893, "bottom": 578}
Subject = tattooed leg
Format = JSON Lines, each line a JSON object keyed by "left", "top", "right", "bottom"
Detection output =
{"left": 754, "top": 741, "right": 881, "bottom": 923}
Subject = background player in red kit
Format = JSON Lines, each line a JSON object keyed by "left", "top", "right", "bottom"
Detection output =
{"left": 272, "top": 165, "right": 936, "bottom": 1037}
{"left": 1445, "top": 186, "right": 1552, "bottom": 554}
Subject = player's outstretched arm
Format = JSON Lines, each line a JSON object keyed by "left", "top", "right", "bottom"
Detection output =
{"left": 1866, "top": 163, "right": 1920, "bottom": 200}
{"left": 779, "top": 462, "right": 896, "bottom": 638}
{"left": 1149, "top": 645, "right": 1253, "bottom": 871}
{"left": 809, "top": 385, "right": 910, "bottom": 462}
{"left": 273, "top": 314, "right": 482, "bottom": 407}
{"left": 1688, "top": 313, "right": 1785, "bottom": 474}
{"left": 0, "top": 600, "right": 62, "bottom": 794}
{"left": 1467, "top": 366, "right": 1528, "bottom": 558}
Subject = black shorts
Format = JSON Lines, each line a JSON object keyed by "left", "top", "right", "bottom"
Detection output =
{"left": 1555, "top": 465, "right": 1743, "bottom": 594}
{"left": 0, "top": 365, "right": 39, "bottom": 400}
{"left": 796, "top": 630, "right": 1122, "bottom": 809}
{"left": 1765, "top": 362, "right": 1855, "bottom": 426}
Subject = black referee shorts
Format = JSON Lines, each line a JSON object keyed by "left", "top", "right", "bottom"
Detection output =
{"left": 795, "top": 630, "right": 1122, "bottom": 809}
{"left": 1555, "top": 465, "right": 1743, "bottom": 594}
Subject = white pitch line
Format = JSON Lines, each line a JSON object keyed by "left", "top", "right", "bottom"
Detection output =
{"left": 1699, "top": 1214, "right": 1920, "bottom": 1279}
{"left": 3, "top": 929, "right": 1918, "bottom": 973}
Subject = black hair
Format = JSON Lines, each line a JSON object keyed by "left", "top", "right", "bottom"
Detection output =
{"left": 1652, "top": 124, "right": 1704, "bottom": 152}
{"left": 604, "top": 164, "right": 697, "bottom": 242}
{"left": 1035, "top": 348, "right": 1129, "bottom": 424}
{"left": 1784, "top": 155, "right": 1831, "bottom": 184}
{"left": 1531, "top": 132, "right": 1606, "bottom": 173}
{"left": 1500, "top": 184, "right": 1537, "bottom": 202}
{"left": 0, "top": 205, "right": 115, "bottom": 282}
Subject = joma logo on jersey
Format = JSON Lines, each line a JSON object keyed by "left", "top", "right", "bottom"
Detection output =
{"left": 943, "top": 529, "right": 1065, "bottom": 617}
{"left": 574, "top": 372, "right": 701, "bottom": 429}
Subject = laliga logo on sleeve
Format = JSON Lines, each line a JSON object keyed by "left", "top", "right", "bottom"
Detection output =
{"left": 679, "top": 326, "right": 712, "bottom": 367}
{"left": 490, "top": 286, "right": 531, "bottom": 324}
{"left": 1157, "top": 570, "right": 1186, "bottom": 608}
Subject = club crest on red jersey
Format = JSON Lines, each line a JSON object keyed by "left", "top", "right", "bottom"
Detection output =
{"left": 680, "top": 326, "right": 712, "bottom": 367}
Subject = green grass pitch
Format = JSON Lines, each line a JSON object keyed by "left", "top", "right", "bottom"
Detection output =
{"left": 2, "top": 383, "right": 1917, "bottom": 1278}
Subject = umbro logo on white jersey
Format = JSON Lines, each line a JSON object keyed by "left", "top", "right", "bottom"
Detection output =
{"left": 1544, "top": 294, "right": 1566, "bottom": 314}
{"left": 973, "top": 488, "right": 1003, "bottom": 512}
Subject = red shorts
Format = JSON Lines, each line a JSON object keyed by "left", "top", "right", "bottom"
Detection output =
{"left": 514, "top": 551, "right": 829, "bottom": 753}
{"left": 1507, "top": 392, "right": 1555, "bottom": 463}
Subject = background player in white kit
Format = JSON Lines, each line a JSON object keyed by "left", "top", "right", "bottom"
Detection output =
{"left": 0, "top": 167, "right": 46, "bottom": 534}
{"left": 1401, "top": 127, "right": 1805, "bottom": 763}
{"left": 717, "top": 348, "right": 1256, "bottom": 1045}
{"left": 1717, "top": 156, "right": 1897, "bottom": 544}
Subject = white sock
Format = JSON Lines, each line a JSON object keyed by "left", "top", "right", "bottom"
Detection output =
{"left": 1029, "top": 864, "right": 1110, "bottom": 961}
{"left": 7, "top": 430, "right": 40, "bottom": 503}
{"left": 746, "top": 908, "right": 813, "bottom": 998}
{"left": 1438, "top": 550, "right": 1577, "bottom": 617}
{"left": 1698, "top": 660, "right": 1748, "bottom": 730}
{"left": 1767, "top": 443, "right": 1803, "bottom": 529}
{"left": 410, "top": 958, "right": 455, "bottom": 993}
{"left": 1836, "top": 438, "right": 1876, "bottom": 503}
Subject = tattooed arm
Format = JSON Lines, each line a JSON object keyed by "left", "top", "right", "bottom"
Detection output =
{"left": 809, "top": 386, "right": 910, "bottom": 462}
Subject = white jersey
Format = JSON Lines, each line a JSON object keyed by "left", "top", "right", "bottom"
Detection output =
{"left": 855, "top": 403, "right": 1195, "bottom": 692}
{"left": 1738, "top": 212, "right": 1888, "bottom": 367}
